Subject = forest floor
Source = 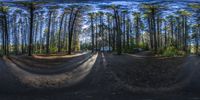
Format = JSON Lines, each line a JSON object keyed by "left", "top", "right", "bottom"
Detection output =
{"left": 0, "top": 51, "right": 200, "bottom": 100}
{"left": 106, "top": 52, "right": 187, "bottom": 88}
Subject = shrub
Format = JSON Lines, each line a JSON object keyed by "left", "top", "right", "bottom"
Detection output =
{"left": 158, "top": 48, "right": 164, "bottom": 54}
{"left": 177, "top": 50, "right": 186, "bottom": 56}
{"left": 162, "top": 46, "right": 186, "bottom": 57}
{"left": 50, "top": 46, "right": 58, "bottom": 53}
{"left": 139, "top": 42, "right": 149, "bottom": 50}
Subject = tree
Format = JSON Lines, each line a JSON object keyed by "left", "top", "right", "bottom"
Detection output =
{"left": 46, "top": 6, "right": 56, "bottom": 54}
{"left": 98, "top": 11, "right": 104, "bottom": 51}
{"left": 13, "top": 9, "right": 24, "bottom": 55}
{"left": 88, "top": 12, "right": 95, "bottom": 52}
{"left": 106, "top": 5, "right": 122, "bottom": 55}
{"left": 121, "top": 10, "right": 128, "bottom": 49}
{"left": 163, "top": 19, "right": 168, "bottom": 47}
{"left": 177, "top": 10, "right": 191, "bottom": 51}
{"left": 133, "top": 12, "right": 141, "bottom": 47}
{"left": 0, "top": 3, "right": 9, "bottom": 56}
{"left": 192, "top": 24, "right": 199, "bottom": 54}
{"left": 58, "top": 8, "right": 68, "bottom": 52}
{"left": 38, "top": 11, "right": 45, "bottom": 53}
{"left": 126, "top": 17, "right": 130, "bottom": 49}
{"left": 95, "top": 13, "right": 99, "bottom": 51}
{"left": 16, "top": 2, "right": 48, "bottom": 56}
{"left": 106, "top": 12, "right": 113, "bottom": 51}
{"left": 189, "top": 3, "right": 200, "bottom": 54}
{"left": 140, "top": 3, "right": 166, "bottom": 53}
{"left": 67, "top": 5, "right": 83, "bottom": 54}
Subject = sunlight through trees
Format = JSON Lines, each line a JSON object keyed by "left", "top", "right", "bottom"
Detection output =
{"left": 0, "top": 1, "right": 199, "bottom": 56}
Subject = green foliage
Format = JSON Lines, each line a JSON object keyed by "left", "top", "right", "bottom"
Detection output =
{"left": 50, "top": 46, "right": 58, "bottom": 53}
{"left": 162, "top": 46, "right": 186, "bottom": 57}
{"left": 177, "top": 10, "right": 191, "bottom": 16}
{"left": 123, "top": 42, "right": 148, "bottom": 53}
{"left": 163, "top": 46, "right": 177, "bottom": 57}
{"left": 138, "top": 42, "right": 148, "bottom": 50}
{"left": 189, "top": 3, "right": 200, "bottom": 9}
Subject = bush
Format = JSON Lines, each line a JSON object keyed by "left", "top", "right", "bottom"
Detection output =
{"left": 163, "top": 46, "right": 185, "bottom": 57}
{"left": 177, "top": 50, "right": 186, "bottom": 56}
{"left": 50, "top": 46, "right": 58, "bottom": 53}
{"left": 158, "top": 48, "right": 164, "bottom": 54}
{"left": 139, "top": 42, "right": 149, "bottom": 50}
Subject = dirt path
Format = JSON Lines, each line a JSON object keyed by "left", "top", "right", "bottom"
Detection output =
{"left": 0, "top": 58, "right": 28, "bottom": 94}
{"left": 0, "top": 52, "right": 200, "bottom": 100}
{"left": 0, "top": 52, "right": 127, "bottom": 100}
{"left": 32, "top": 52, "right": 90, "bottom": 59}
{"left": 179, "top": 55, "right": 200, "bottom": 98}
{"left": 105, "top": 52, "right": 200, "bottom": 99}
{"left": 2, "top": 54, "right": 97, "bottom": 88}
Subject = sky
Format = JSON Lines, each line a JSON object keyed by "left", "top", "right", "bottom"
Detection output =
{"left": 0, "top": 0, "right": 200, "bottom": 2}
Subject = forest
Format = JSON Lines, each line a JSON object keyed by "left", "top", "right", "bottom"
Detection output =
{"left": 0, "top": 1, "right": 199, "bottom": 56}
{"left": 0, "top": 0, "right": 200, "bottom": 100}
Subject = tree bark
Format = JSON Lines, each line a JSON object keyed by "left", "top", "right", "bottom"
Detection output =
{"left": 46, "top": 12, "right": 52, "bottom": 54}
{"left": 58, "top": 13, "right": 65, "bottom": 52}
{"left": 28, "top": 4, "right": 34, "bottom": 56}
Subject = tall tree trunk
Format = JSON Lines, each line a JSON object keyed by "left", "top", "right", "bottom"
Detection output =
{"left": 90, "top": 15, "right": 94, "bottom": 52}
{"left": 4, "top": 14, "right": 9, "bottom": 55}
{"left": 107, "top": 15, "right": 111, "bottom": 52}
{"left": 39, "top": 16, "right": 43, "bottom": 53}
{"left": 114, "top": 10, "right": 121, "bottom": 55}
{"left": 177, "top": 17, "right": 181, "bottom": 49}
{"left": 184, "top": 16, "right": 188, "bottom": 52}
{"left": 157, "top": 16, "right": 160, "bottom": 48}
{"left": 28, "top": 4, "right": 34, "bottom": 56}
{"left": 58, "top": 13, "right": 65, "bottom": 52}
{"left": 34, "top": 19, "right": 39, "bottom": 54}
{"left": 135, "top": 15, "right": 140, "bottom": 47}
{"left": 164, "top": 20, "right": 167, "bottom": 47}
{"left": 1, "top": 16, "right": 5, "bottom": 55}
{"left": 170, "top": 17, "right": 174, "bottom": 45}
{"left": 148, "top": 17, "right": 153, "bottom": 49}
{"left": 68, "top": 8, "right": 80, "bottom": 55}
{"left": 46, "top": 12, "right": 52, "bottom": 54}
{"left": 112, "top": 19, "right": 116, "bottom": 52}
{"left": 152, "top": 9, "right": 157, "bottom": 52}
{"left": 95, "top": 16, "right": 98, "bottom": 51}
{"left": 126, "top": 18, "right": 130, "bottom": 49}
{"left": 123, "top": 13, "right": 126, "bottom": 49}
{"left": 14, "top": 16, "right": 18, "bottom": 55}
